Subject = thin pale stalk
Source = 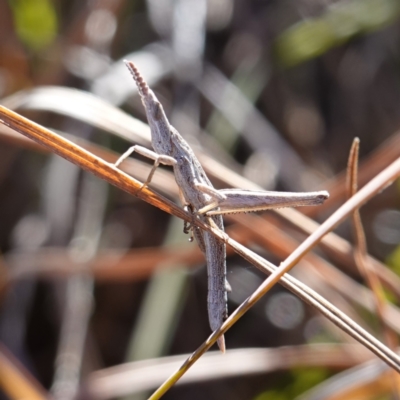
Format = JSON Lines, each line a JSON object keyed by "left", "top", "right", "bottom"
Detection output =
{"left": 347, "top": 138, "right": 397, "bottom": 345}
{"left": 347, "top": 138, "right": 400, "bottom": 398}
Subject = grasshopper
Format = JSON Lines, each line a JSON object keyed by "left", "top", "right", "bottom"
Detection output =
{"left": 116, "top": 61, "right": 329, "bottom": 352}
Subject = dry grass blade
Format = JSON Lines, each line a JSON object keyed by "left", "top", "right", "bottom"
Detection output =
{"left": 0, "top": 345, "right": 48, "bottom": 400}
{"left": 347, "top": 138, "right": 400, "bottom": 398}
{"left": 0, "top": 105, "right": 186, "bottom": 221}
{"left": 273, "top": 208, "right": 400, "bottom": 300}
{"left": 1, "top": 106, "right": 400, "bottom": 396}
{"left": 84, "top": 344, "right": 371, "bottom": 399}
{"left": 2, "top": 86, "right": 152, "bottom": 146}
{"left": 5, "top": 246, "right": 204, "bottom": 281}
{"left": 347, "top": 138, "right": 397, "bottom": 347}
{"left": 304, "top": 132, "right": 400, "bottom": 217}
{"left": 230, "top": 214, "right": 400, "bottom": 334}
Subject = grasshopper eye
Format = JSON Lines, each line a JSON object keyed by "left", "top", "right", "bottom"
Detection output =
{"left": 153, "top": 102, "right": 164, "bottom": 121}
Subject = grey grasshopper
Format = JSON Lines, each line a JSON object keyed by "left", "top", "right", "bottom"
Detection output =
{"left": 116, "top": 61, "right": 329, "bottom": 352}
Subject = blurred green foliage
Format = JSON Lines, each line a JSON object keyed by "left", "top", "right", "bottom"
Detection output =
{"left": 387, "top": 245, "right": 400, "bottom": 275}
{"left": 8, "top": 0, "right": 58, "bottom": 51}
{"left": 275, "top": 0, "right": 400, "bottom": 67}
{"left": 253, "top": 368, "right": 329, "bottom": 400}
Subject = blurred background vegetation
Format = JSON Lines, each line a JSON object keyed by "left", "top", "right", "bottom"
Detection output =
{"left": 1, "top": 0, "right": 400, "bottom": 399}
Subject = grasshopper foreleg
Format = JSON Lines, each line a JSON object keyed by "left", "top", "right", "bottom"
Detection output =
{"left": 115, "top": 145, "right": 176, "bottom": 188}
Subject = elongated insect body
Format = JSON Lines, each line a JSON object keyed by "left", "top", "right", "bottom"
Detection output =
{"left": 124, "top": 61, "right": 228, "bottom": 351}
{"left": 121, "top": 61, "right": 329, "bottom": 353}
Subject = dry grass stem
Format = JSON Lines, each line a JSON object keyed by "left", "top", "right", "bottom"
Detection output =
{"left": 85, "top": 344, "right": 371, "bottom": 399}
{"left": 303, "top": 132, "right": 400, "bottom": 217}
{"left": 347, "top": 138, "right": 400, "bottom": 398}
{"left": 347, "top": 138, "right": 398, "bottom": 347}
{"left": 0, "top": 105, "right": 186, "bottom": 221}
{"left": 232, "top": 214, "right": 400, "bottom": 333}
{"left": 0, "top": 345, "right": 48, "bottom": 400}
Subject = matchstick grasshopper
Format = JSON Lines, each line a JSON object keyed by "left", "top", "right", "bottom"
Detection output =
{"left": 115, "top": 61, "right": 329, "bottom": 352}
